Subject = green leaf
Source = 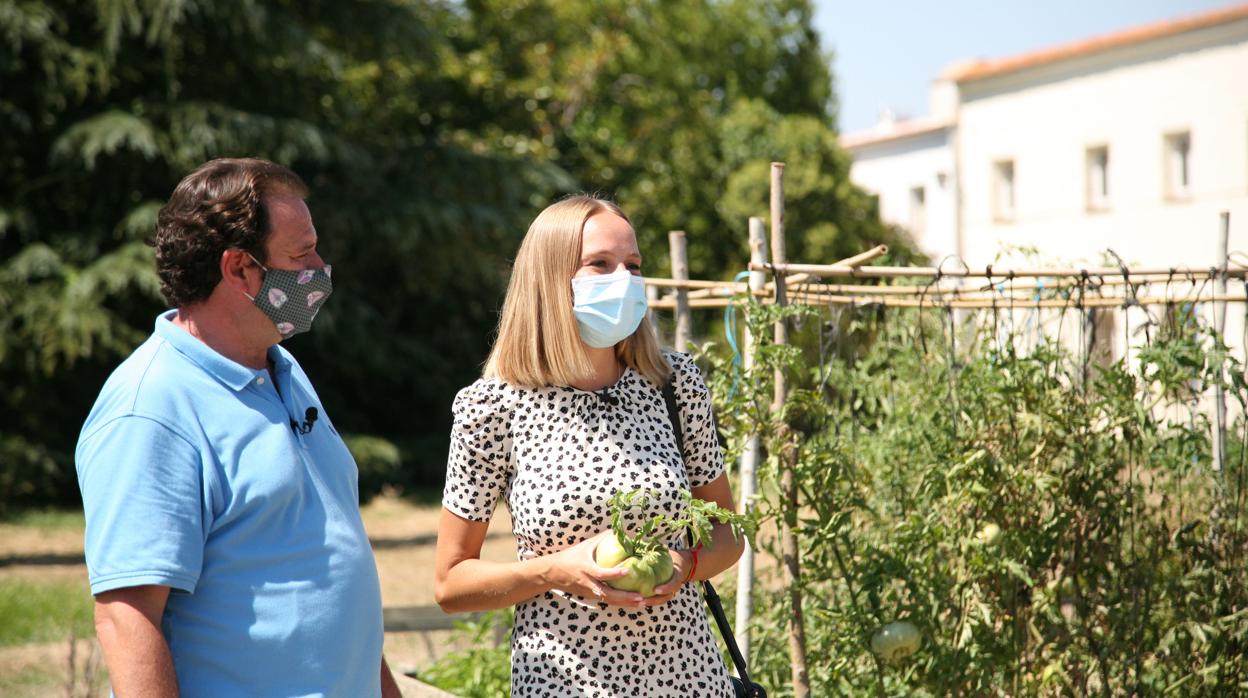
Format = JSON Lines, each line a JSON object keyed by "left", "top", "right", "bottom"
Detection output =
{"left": 51, "top": 110, "right": 159, "bottom": 169}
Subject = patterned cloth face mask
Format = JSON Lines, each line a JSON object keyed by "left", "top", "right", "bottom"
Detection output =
{"left": 571, "top": 269, "right": 648, "bottom": 348}
{"left": 245, "top": 253, "right": 334, "bottom": 339}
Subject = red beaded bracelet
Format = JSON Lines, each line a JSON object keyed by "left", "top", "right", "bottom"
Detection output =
{"left": 684, "top": 544, "right": 703, "bottom": 584}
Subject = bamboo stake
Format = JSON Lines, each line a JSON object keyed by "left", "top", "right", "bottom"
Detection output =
{"left": 773, "top": 287, "right": 1223, "bottom": 303}
{"left": 650, "top": 298, "right": 743, "bottom": 310}
{"left": 687, "top": 285, "right": 744, "bottom": 299}
{"left": 763, "top": 245, "right": 888, "bottom": 290}
{"left": 751, "top": 262, "right": 1248, "bottom": 280}
{"left": 644, "top": 277, "right": 747, "bottom": 290}
{"left": 677, "top": 245, "right": 892, "bottom": 299}
{"left": 745, "top": 276, "right": 1228, "bottom": 300}
{"left": 784, "top": 276, "right": 1225, "bottom": 296}
{"left": 669, "top": 231, "right": 691, "bottom": 352}
{"left": 648, "top": 293, "right": 1248, "bottom": 311}
{"left": 834, "top": 244, "right": 890, "bottom": 268}
{"left": 781, "top": 286, "right": 1243, "bottom": 304}
{"left": 771, "top": 162, "right": 811, "bottom": 698}
{"left": 645, "top": 284, "right": 662, "bottom": 346}
{"left": 1214, "top": 211, "right": 1231, "bottom": 528}
{"left": 970, "top": 273, "right": 1229, "bottom": 291}
{"left": 782, "top": 292, "right": 1248, "bottom": 310}
{"left": 735, "top": 216, "right": 767, "bottom": 667}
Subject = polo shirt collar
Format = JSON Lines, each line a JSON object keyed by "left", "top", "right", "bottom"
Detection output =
{"left": 154, "top": 310, "right": 290, "bottom": 392}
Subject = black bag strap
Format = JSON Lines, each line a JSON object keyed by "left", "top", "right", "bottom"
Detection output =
{"left": 662, "top": 380, "right": 760, "bottom": 694}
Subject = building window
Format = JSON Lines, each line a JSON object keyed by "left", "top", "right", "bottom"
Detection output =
{"left": 1086, "top": 146, "right": 1109, "bottom": 211}
{"left": 1164, "top": 131, "right": 1191, "bottom": 199}
{"left": 993, "top": 159, "right": 1015, "bottom": 222}
{"left": 909, "top": 185, "right": 926, "bottom": 236}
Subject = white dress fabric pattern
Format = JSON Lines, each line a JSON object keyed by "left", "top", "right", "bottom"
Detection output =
{"left": 442, "top": 352, "right": 734, "bottom": 697}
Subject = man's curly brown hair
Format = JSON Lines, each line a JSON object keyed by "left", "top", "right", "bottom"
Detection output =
{"left": 153, "top": 158, "right": 309, "bottom": 307}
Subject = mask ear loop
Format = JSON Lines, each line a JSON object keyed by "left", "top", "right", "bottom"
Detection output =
{"left": 240, "top": 251, "right": 268, "bottom": 302}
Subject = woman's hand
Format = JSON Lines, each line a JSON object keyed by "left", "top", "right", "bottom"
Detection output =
{"left": 546, "top": 531, "right": 646, "bottom": 607}
{"left": 646, "top": 549, "right": 693, "bottom": 606}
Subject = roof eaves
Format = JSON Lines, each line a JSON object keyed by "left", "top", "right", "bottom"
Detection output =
{"left": 840, "top": 118, "right": 952, "bottom": 150}
{"left": 947, "top": 3, "right": 1248, "bottom": 83}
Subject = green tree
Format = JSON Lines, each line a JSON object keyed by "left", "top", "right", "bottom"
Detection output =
{"left": 0, "top": 0, "right": 564, "bottom": 508}
{"left": 457, "top": 0, "right": 908, "bottom": 276}
{"left": 718, "top": 98, "right": 919, "bottom": 267}
{"left": 1, "top": 0, "right": 914, "bottom": 509}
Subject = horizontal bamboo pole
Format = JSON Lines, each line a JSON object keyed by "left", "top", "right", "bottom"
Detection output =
{"left": 648, "top": 244, "right": 1245, "bottom": 304}
{"left": 778, "top": 285, "right": 1223, "bottom": 303}
{"left": 683, "top": 278, "right": 1229, "bottom": 300}
{"left": 656, "top": 282, "right": 1234, "bottom": 304}
{"left": 787, "top": 291, "right": 1248, "bottom": 309}
{"left": 784, "top": 282, "right": 970, "bottom": 296}
{"left": 654, "top": 282, "right": 1239, "bottom": 306}
{"left": 660, "top": 245, "right": 893, "bottom": 299}
{"left": 781, "top": 273, "right": 1239, "bottom": 295}
{"left": 763, "top": 245, "right": 889, "bottom": 290}
{"left": 688, "top": 285, "right": 749, "bottom": 299}
{"left": 644, "top": 277, "right": 742, "bottom": 290}
{"left": 650, "top": 297, "right": 745, "bottom": 309}
{"left": 649, "top": 292, "right": 1248, "bottom": 311}
{"left": 967, "top": 274, "right": 1229, "bottom": 292}
{"left": 831, "top": 244, "right": 890, "bottom": 269}
{"left": 750, "top": 262, "right": 1248, "bottom": 280}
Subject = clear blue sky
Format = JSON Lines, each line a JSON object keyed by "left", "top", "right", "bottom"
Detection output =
{"left": 813, "top": 0, "right": 1240, "bottom": 133}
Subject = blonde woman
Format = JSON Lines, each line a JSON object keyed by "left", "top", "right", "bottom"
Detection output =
{"left": 434, "top": 195, "right": 743, "bottom": 696}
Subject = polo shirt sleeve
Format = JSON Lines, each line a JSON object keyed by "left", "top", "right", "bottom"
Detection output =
{"left": 442, "top": 379, "right": 514, "bottom": 522}
{"left": 669, "top": 352, "right": 726, "bottom": 488}
{"left": 78, "top": 414, "right": 207, "bottom": 596}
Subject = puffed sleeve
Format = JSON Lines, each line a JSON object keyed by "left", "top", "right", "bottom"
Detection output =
{"left": 442, "top": 379, "right": 515, "bottom": 521}
{"left": 668, "top": 352, "right": 726, "bottom": 487}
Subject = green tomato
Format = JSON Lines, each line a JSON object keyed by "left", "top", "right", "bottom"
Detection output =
{"left": 871, "top": 621, "right": 922, "bottom": 664}
{"left": 1057, "top": 576, "right": 1077, "bottom": 599}
{"left": 595, "top": 535, "right": 631, "bottom": 568}
{"left": 976, "top": 523, "right": 1002, "bottom": 546}
{"left": 594, "top": 537, "right": 674, "bottom": 597}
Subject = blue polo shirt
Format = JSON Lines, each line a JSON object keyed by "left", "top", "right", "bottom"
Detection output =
{"left": 76, "top": 311, "right": 384, "bottom": 697}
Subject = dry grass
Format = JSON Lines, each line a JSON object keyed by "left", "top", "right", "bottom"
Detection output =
{"left": 362, "top": 493, "right": 517, "bottom": 607}
{"left": 0, "top": 494, "right": 516, "bottom": 694}
{"left": 0, "top": 493, "right": 785, "bottom": 693}
{"left": 0, "top": 638, "right": 107, "bottom": 698}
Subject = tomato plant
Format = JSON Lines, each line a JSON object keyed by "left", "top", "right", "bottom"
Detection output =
{"left": 704, "top": 297, "right": 1248, "bottom": 697}
{"left": 595, "top": 489, "right": 756, "bottom": 596}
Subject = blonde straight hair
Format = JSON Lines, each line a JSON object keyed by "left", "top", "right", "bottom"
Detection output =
{"left": 484, "top": 196, "right": 672, "bottom": 389}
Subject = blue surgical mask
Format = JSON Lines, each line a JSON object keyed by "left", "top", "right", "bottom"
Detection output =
{"left": 571, "top": 269, "right": 648, "bottom": 348}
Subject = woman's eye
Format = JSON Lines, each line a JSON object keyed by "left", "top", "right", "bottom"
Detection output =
{"left": 627, "top": 263, "right": 641, "bottom": 271}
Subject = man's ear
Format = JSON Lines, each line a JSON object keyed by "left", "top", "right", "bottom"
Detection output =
{"left": 220, "top": 248, "right": 256, "bottom": 296}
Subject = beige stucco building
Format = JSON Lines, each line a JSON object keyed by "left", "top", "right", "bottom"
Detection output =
{"left": 843, "top": 3, "right": 1248, "bottom": 271}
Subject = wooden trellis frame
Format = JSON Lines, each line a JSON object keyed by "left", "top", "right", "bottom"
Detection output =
{"left": 646, "top": 162, "right": 1238, "bottom": 696}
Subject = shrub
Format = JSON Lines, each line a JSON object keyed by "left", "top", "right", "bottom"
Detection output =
{"left": 705, "top": 300, "right": 1248, "bottom": 696}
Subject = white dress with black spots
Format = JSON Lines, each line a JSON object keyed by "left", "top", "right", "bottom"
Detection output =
{"left": 443, "top": 352, "right": 734, "bottom": 698}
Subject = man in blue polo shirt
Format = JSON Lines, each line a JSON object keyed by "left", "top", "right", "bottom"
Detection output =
{"left": 75, "top": 158, "right": 401, "bottom": 697}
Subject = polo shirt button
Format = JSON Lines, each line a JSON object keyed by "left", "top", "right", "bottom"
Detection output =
{"left": 256, "top": 377, "right": 266, "bottom": 385}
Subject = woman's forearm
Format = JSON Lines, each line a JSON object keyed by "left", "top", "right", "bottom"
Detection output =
{"left": 436, "top": 556, "right": 555, "bottom": 614}
{"left": 439, "top": 523, "right": 743, "bottom": 613}
{"left": 690, "top": 521, "right": 746, "bottom": 582}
